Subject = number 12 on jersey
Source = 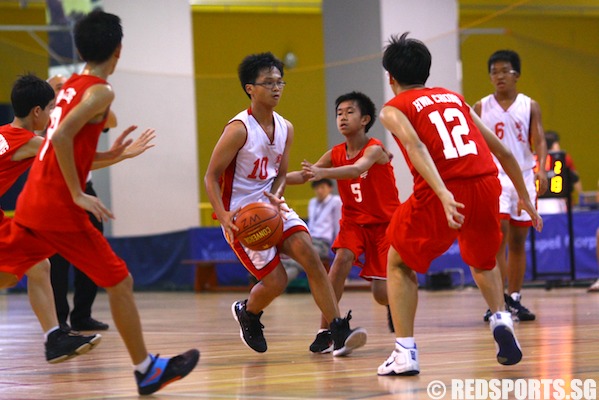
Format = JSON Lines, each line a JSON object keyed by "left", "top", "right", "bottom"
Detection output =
{"left": 428, "top": 108, "right": 478, "bottom": 160}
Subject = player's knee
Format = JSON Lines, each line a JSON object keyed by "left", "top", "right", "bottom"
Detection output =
{"left": 396, "top": 263, "right": 417, "bottom": 282}
{"left": 335, "top": 248, "right": 354, "bottom": 265}
{"left": 263, "top": 268, "right": 287, "bottom": 295}
{"left": 106, "top": 273, "right": 134, "bottom": 293}
{"left": 25, "top": 259, "right": 51, "bottom": 280}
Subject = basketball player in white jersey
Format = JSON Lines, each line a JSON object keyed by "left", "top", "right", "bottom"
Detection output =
{"left": 474, "top": 50, "right": 548, "bottom": 322}
{"left": 204, "top": 52, "right": 366, "bottom": 356}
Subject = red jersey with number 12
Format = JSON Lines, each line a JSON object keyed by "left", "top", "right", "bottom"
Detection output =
{"left": 385, "top": 87, "right": 497, "bottom": 193}
{"left": 332, "top": 137, "right": 400, "bottom": 225}
{"left": 15, "top": 74, "right": 108, "bottom": 231}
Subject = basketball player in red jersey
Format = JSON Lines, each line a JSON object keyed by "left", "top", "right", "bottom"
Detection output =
{"left": 0, "top": 11, "right": 197, "bottom": 395}
{"left": 288, "top": 91, "right": 400, "bottom": 353}
{"left": 376, "top": 33, "right": 542, "bottom": 376}
{"left": 0, "top": 74, "right": 104, "bottom": 364}
{"left": 205, "top": 52, "right": 366, "bottom": 357}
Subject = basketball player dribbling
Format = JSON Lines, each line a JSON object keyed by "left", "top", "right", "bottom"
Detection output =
{"left": 204, "top": 52, "right": 367, "bottom": 356}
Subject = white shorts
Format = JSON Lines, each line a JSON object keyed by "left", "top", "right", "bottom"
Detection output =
{"left": 498, "top": 168, "right": 537, "bottom": 222}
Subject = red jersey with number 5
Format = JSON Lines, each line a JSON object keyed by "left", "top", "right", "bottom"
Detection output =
{"left": 385, "top": 87, "right": 497, "bottom": 193}
{"left": 332, "top": 137, "right": 400, "bottom": 225}
{"left": 14, "top": 74, "right": 108, "bottom": 231}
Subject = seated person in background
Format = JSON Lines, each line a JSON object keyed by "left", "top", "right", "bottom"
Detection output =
{"left": 537, "top": 130, "right": 581, "bottom": 214}
{"left": 282, "top": 178, "right": 341, "bottom": 281}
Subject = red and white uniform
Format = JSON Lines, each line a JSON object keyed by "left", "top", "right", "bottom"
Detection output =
{"left": 220, "top": 108, "right": 307, "bottom": 280}
{"left": 480, "top": 93, "right": 536, "bottom": 224}
{"left": 0, "top": 125, "right": 36, "bottom": 221}
{"left": 0, "top": 74, "right": 128, "bottom": 287}
{"left": 386, "top": 87, "right": 501, "bottom": 274}
{"left": 331, "top": 137, "right": 399, "bottom": 280}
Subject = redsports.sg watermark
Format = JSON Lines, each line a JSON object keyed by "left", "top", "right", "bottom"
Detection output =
{"left": 426, "top": 379, "right": 597, "bottom": 400}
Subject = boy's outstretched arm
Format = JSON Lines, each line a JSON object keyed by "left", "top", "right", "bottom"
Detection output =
{"left": 301, "top": 145, "right": 389, "bottom": 181}
{"left": 286, "top": 148, "right": 333, "bottom": 185}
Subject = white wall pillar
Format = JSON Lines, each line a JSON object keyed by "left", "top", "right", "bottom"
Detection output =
{"left": 100, "top": 0, "right": 199, "bottom": 236}
{"left": 379, "top": 0, "right": 460, "bottom": 200}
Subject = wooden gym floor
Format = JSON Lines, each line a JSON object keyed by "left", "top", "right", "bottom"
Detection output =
{"left": 0, "top": 287, "right": 598, "bottom": 399}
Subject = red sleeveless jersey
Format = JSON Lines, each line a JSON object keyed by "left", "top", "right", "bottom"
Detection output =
{"left": 0, "top": 124, "right": 35, "bottom": 198}
{"left": 332, "top": 137, "right": 400, "bottom": 225}
{"left": 385, "top": 87, "right": 497, "bottom": 193}
{"left": 15, "top": 74, "right": 108, "bottom": 231}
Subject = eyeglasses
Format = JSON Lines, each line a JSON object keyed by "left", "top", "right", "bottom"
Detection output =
{"left": 489, "top": 69, "right": 517, "bottom": 77}
{"left": 252, "top": 80, "right": 287, "bottom": 89}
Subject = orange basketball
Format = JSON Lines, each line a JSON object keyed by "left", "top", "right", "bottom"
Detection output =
{"left": 234, "top": 202, "right": 284, "bottom": 251}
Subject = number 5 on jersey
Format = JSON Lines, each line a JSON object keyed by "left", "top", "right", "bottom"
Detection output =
{"left": 350, "top": 183, "right": 362, "bottom": 203}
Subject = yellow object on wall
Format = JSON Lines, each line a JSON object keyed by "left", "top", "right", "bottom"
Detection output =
{"left": 0, "top": 3, "right": 48, "bottom": 105}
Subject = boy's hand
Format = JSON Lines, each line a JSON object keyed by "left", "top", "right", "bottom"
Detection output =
{"left": 536, "top": 169, "right": 548, "bottom": 195}
{"left": 301, "top": 160, "right": 323, "bottom": 181}
{"left": 219, "top": 207, "right": 241, "bottom": 244}
{"left": 438, "top": 190, "right": 465, "bottom": 230}
{"left": 102, "top": 125, "right": 136, "bottom": 160}
{"left": 73, "top": 192, "right": 114, "bottom": 222}
{"left": 264, "top": 192, "right": 290, "bottom": 218}
{"left": 122, "top": 128, "right": 156, "bottom": 159}
{"left": 517, "top": 198, "right": 544, "bottom": 232}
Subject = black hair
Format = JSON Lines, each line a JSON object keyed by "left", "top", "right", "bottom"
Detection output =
{"left": 11, "top": 74, "right": 55, "bottom": 118}
{"left": 382, "top": 32, "right": 431, "bottom": 86}
{"left": 74, "top": 10, "right": 122, "bottom": 63}
{"left": 238, "top": 52, "right": 284, "bottom": 99}
{"left": 311, "top": 178, "right": 333, "bottom": 189}
{"left": 335, "top": 91, "right": 376, "bottom": 133}
{"left": 545, "top": 130, "right": 560, "bottom": 149}
{"left": 487, "top": 50, "right": 521, "bottom": 74}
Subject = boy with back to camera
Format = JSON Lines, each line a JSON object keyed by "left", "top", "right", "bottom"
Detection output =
{"left": 288, "top": 91, "right": 400, "bottom": 352}
{"left": 376, "top": 33, "right": 542, "bottom": 376}
{"left": 204, "top": 52, "right": 367, "bottom": 356}
{"left": 0, "top": 74, "right": 102, "bottom": 363}
{"left": 0, "top": 11, "right": 198, "bottom": 395}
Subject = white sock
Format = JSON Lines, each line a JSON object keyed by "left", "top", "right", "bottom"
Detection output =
{"left": 317, "top": 328, "right": 328, "bottom": 334}
{"left": 134, "top": 355, "right": 152, "bottom": 374}
{"left": 510, "top": 292, "right": 521, "bottom": 302}
{"left": 44, "top": 326, "right": 60, "bottom": 342}
{"left": 396, "top": 337, "right": 415, "bottom": 349}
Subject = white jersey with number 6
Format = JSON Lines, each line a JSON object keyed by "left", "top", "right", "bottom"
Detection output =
{"left": 480, "top": 93, "right": 533, "bottom": 173}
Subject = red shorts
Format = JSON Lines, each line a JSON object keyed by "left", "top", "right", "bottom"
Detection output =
{"left": 387, "top": 175, "right": 502, "bottom": 274}
{"left": 333, "top": 220, "right": 390, "bottom": 280}
{"left": 0, "top": 219, "right": 129, "bottom": 287}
